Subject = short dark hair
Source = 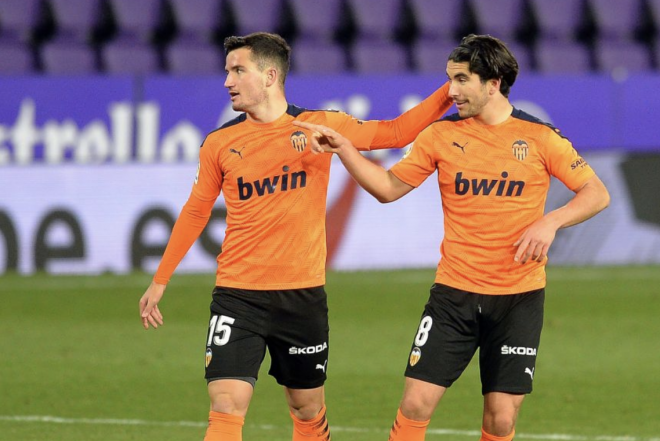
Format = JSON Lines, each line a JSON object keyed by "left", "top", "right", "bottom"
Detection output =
{"left": 448, "top": 34, "right": 519, "bottom": 97}
{"left": 224, "top": 32, "right": 291, "bottom": 87}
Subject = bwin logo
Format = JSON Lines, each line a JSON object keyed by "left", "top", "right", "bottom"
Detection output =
{"left": 238, "top": 166, "right": 307, "bottom": 200}
{"left": 501, "top": 345, "right": 537, "bottom": 356}
{"left": 289, "top": 342, "right": 328, "bottom": 355}
{"left": 455, "top": 171, "right": 525, "bottom": 196}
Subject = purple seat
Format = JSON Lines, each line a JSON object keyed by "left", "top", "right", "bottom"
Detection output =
{"left": 0, "top": 0, "right": 42, "bottom": 42}
{"left": 411, "top": 40, "right": 456, "bottom": 73}
{"left": 226, "top": 0, "right": 283, "bottom": 35}
{"left": 408, "top": 0, "right": 464, "bottom": 43}
{"left": 468, "top": 0, "right": 525, "bottom": 41}
{"left": 41, "top": 40, "right": 98, "bottom": 74}
{"left": 107, "top": 0, "right": 163, "bottom": 41}
{"left": 649, "top": 0, "right": 660, "bottom": 30}
{"left": 291, "top": 41, "right": 348, "bottom": 74}
{"left": 0, "top": 41, "right": 35, "bottom": 74}
{"left": 48, "top": 0, "right": 103, "bottom": 41}
{"left": 528, "top": 0, "right": 585, "bottom": 42}
{"left": 587, "top": 0, "right": 643, "bottom": 42}
{"left": 535, "top": 41, "right": 592, "bottom": 73}
{"left": 346, "top": 0, "right": 403, "bottom": 42}
{"left": 166, "top": 40, "right": 222, "bottom": 75}
{"left": 413, "top": 40, "right": 532, "bottom": 74}
{"left": 351, "top": 41, "right": 409, "bottom": 74}
{"left": 102, "top": 41, "right": 160, "bottom": 74}
{"left": 169, "top": 0, "right": 222, "bottom": 43}
{"left": 506, "top": 42, "right": 533, "bottom": 74}
{"left": 594, "top": 41, "right": 652, "bottom": 74}
{"left": 288, "top": 0, "right": 342, "bottom": 42}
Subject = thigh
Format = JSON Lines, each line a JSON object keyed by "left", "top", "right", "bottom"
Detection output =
{"left": 479, "top": 288, "right": 545, "bottom": 395}
{"left": 399, "top": 377, "right": 448, "bottom": 421}
{"left": 208, "top": 379, "right": 255, "bottom": 417}
{"left": 404, "top": 284, "right": 480, "bottom": 388}
{"left": 267, "top": 287, "right": 329, "bottom": 389}
{"left": 205, "top": 287, "right": 269, "bottom": 382}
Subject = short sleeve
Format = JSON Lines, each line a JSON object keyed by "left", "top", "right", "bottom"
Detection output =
{"left": 389, "top": 125, "right": 438, "bottom": 188}
{"left": 191, "top": 135, "right": 223, "bottom": 201}
{"left": 543, "top": 131, "right": 595, "bottom": 191}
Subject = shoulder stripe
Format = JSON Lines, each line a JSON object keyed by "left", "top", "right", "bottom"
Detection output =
{"left": 287, "top": 104, "right": 307, "bottom": 117}
{"left": 199, "top": 113, "right": 246, "bottom": 149}
{"left": 288, "top": 104, "right": 343, "bottom": 116}
{"left": 217, "top": 113, "right": 247, "bottom": 131}
{"left": 511, "top": 108, "right": 569, "bottom": 141}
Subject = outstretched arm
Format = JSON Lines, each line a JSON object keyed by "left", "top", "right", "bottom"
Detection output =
{"left": 369, "top": 82, "right": 452, "bottom": 149}
{"left": 294, "top": 120, "right": 414, "bottom": 203}
{"left": 513, "top": 175, "right": 610, "bottom": 263}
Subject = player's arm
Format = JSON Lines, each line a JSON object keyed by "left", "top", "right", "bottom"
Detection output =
{"left": 331, "top": 82, "right": 452, "bottom": 151}
{"left": 513, "top": 174, "right": 610, "bottom": 264}
{"left": 293, "top": 121, "right": 414, "bottom": 202}
{"left": 369, "top": 81, "right": 452, "bottom": 149}
{"left": 140, "top": 193, "right": 216, "bottom": 329}
{"left": 140, "top": 139, "right": 222, "bottom": 330}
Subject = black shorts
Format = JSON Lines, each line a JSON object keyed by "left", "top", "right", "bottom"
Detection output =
{"left": 204, "top": 286, "right": 329, "bottom": 389}
{"left": 404, "top": 283, "right": 544, "bottom": 395}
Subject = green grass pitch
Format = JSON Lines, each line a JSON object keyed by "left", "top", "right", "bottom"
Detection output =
{"left": 1, "top": 266, "right": 659, "bottom": 440}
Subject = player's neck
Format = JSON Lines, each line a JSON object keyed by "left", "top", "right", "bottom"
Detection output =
{"left": 246, "top": 94, "right": 289, "bottom": 124}
{"left": 473, "top": 96, "right": 513, "bottom": 126}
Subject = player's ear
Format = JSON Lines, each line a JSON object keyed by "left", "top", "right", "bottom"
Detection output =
{"left": 489, "top": 78, "right": 501, "bottom": 95}
{"left": 266, "top": 68, "right": 277, "bottom": 87}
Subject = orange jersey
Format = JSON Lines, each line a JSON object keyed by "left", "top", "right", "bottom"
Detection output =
{"left": 390, "top": 108, "right": 595, "bottom": 294}
{"left": 154, "top": 83, "right": 452, "bottom": 289}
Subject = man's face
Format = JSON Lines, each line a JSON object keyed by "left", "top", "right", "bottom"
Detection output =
{"left": 446, "top": 61, "right": 489, "bottom": 118}
{"left": 224, "top": 48, "right": 269, "bottom": 113}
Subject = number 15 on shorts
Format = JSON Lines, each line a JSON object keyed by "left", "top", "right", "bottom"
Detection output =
{"left": 207, "top": 314, "right": 236, "bottom": 346}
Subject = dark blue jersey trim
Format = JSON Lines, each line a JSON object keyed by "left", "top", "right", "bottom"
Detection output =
{"left": 510, "top": 108, "right": 569, "bottom": 140}
{"left": 437, "top": 108, "right": 569, "bottom": 141}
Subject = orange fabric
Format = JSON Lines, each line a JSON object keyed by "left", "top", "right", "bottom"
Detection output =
{"left": 291, "top": 406, "right": 331, "bottom": 441}
{"left": 390, "top": 110, "right": 595, "bottom": 295}
{"left": 154, "top": 83, "right": 452, "bottom": 288}
{"left": 388, "top": 408, "right": 429, "bottom": 441}
{"left": 480, "top": 428, "right": 515, "bottom": 441}
{"left": 203, "top": 411, "right": 244, "bottom": 441}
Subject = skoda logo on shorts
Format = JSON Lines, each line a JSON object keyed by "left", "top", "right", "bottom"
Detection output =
{"left": 409, "top": 347, "right": 422, "bottom": 367}
{"left": 205, "top": 348, "right": 213, "bottom": 368}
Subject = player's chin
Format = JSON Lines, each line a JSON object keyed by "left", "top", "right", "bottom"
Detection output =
{"left": 230, "top": 101, "right": 245, "bottom": 112}
{"left": 457, "top": 107, "right": 472, "bottom": 118}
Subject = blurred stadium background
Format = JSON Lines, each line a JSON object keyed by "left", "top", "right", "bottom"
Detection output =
{"left": 2, "top": 0, "right": 660, "bottom": 75}
{"left": 1, "top": 0, "right": 659, "bottom": 440}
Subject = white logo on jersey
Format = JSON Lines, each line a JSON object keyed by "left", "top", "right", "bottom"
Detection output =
{"left": 316, "top": 360, "right": 328, "bottom": 373}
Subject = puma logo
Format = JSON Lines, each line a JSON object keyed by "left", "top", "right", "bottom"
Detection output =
{"left": 229, "top": 147, "right": 245, "bottom": 159}
{"left": 316, "top": 360, "right": 328, "bottom": 373}
{"left": 525, "top": 367, "right": 535, "bottom": 380}
{"left": 452, "top": 141, "right": 467, "bottom": 154}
